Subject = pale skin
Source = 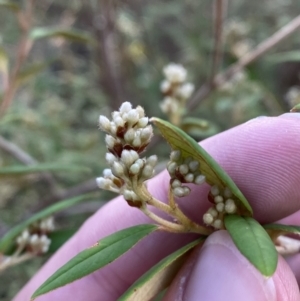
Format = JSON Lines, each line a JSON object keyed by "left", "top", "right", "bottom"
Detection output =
{"left": 14, "top": 114, "right": 300, "bottom": 301}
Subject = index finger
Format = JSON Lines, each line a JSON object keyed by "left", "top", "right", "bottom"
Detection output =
{"left": 14, "top": 114, "right": 300, "bottom": 301}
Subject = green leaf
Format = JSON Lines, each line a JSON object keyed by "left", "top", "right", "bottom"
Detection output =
{"left": 0, "top": 194, "right": 96, "bottom": 253}
{"left": 290, "top": 103, "right": 300, "bottom": 113}
{"left": 29, "top": 27, "right": 95, "bottom": 44}
{"left": 48, "top": 229, "right": 77, "bottom": 253}
{"left": 16, "top": 60, "right": 55, "bottom": 87}
{"left": 181, "top": 117, "right": 219, "bottom": 139}
{"left": 0, "top": 0, "right": 20, "bottom": 12}
{"left": 151, "top": 117, "right": 252, "bottom": 216}
{"left": 118, "top": 237, "right": 205, "bottom": 301}
{"left": 264, "top": 223, "right": 300, "bottom": 237}
{"left": 31, "top": 224, "right": 158, "bottom": 300}
{"left": 0, "top": 163, "right": 91, "bottom": 176}
{"left": 224, "top": 215, "right": 278, "bottom": 276}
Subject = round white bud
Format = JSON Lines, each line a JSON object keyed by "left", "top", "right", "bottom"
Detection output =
{"left": 183, "top": 186, "right": 191, "bottom": 196}
{"left": 208, "top": 208, "right": 218, "bottom": 218}
{"left": 121, "top": 150, "right": 134, "bottom": 166}
{"left": 103, "top": 168, "right": 113, "bottom": 178}
{"left": 160, "top": 80, "right": 171, "bottom": 93}
{"left": 176, "top": 83, "right": 195, "bottom": 99}
{"left": 135, "top": 159, "right": 144, "bottom": 168}
{"left": 170, "top": 150, "right": 181, "bottom": 161}
{"left": 142, "top": 165, "right": 154, "bottom": 178}
{"left": 210, "top": 185, "right": 220, "bottom": 196}
{"left": 167, "top": 162, "right": 177, "bottom": 175}
{"left": 96, "top": 177, "right": 107, "bottom": 189}
{"left": 163, "top": 63, "right": 187, "bottom": 83}
{"left": 179, "top": 164, "right": 189, "bottom": 175}
{"left": 224, "top": 187, "right": 233, "bottom": 198}
{"left": 214, "top": 195, "right": 224, "bottom": 203}
{"left": 203, "top": 213, "right": 214, "bottom": 225}
{"left": 99, "top": 115, "right": 111, "bottom": 131}
{"left": 147, "top": 155, "right": 157, "bottom": 167}
{"left": 130, "top": 163, "right": 141, "bottom": 175}
{"left": 133, "top": 137, "right": 142, "bottom": 147}
{"left": 128, "top": 109, "right": 140, "bottom": 124}
{"left": 225, "top": 199, "right": 237, "bottom": 214}
{"left": 173, "top": 187, "right": 185, "bottom": 197}
{"left": 137, "top": 117, "right": 149, "bottom": 128}
{"left": 171, "top": 179, "right": 182, "bottom": 188}
{"left": 112, "top": 162, "right": 125, "bottom": 177}
{"left": 119, "top": 102, "right": 132, "bottom": 113}
{"left": 184, "top": 173, "right": 194, "bottom": 183}
{"left": 213, "top": 219, "right": 223, "bottom": 229}
{"left": 189, "top": 160, "right": 200, "bottom": 172}
{"left": 124, "top": 128, "right": 135, "bottom": 142}
{"left": 105, "top": 153, "right": 117, "bottom": 165}
{"left": 194, "top": 174, "right": 206, "bottom": 185}
{"left": 114, "top": 116, "right": 125, "bottom": 128}
{"left": 105, "top": 135, "right": 116, "bottom": 149}
{"left": 216, "top": 203, "right": 225, "bottom": 212}
{"left": 136, "top": 106, "right": 145, "bottom": 118}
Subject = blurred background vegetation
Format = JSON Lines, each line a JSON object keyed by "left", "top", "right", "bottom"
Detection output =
{"left": 0, "top": 0, "right": 300, "bottom": 299}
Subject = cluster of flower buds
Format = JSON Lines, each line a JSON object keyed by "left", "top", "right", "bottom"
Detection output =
{"left": 160, "top": 63, "right": 194, "bottom": 122}
{"left": 203, "top": 185, "right": 237, "bottom": 229}
{"left": 15, "top": 216, "right": 54, "bottom": 255}
{"left": 224, "top": 20, "right": 252, "bottom": 59}
{"left": 167, "top": 149, "right": 206, "bottom": 198}
{"left": 97, "top": 102, "right": 157, "bottom": 206}
{"left": 286, "top": 86, "right": 300, "bottom": 108}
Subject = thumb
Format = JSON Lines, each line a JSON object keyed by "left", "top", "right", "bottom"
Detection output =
{"left": 164, "top": 231, "right": 299, "bottom": 301}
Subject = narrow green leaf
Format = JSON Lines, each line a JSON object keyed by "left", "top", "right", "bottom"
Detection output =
{"left": 0, "top": 163, "right": 91, "bottom": 176}
{"left": 48, "top": 229, "right": 77, "bottom": 253}
{"left": 225, "top": 215, "right": 278, "bottom": 276}
{"left": 0, "top": 0, "right": 20, "bottom": 12}
{"left": 31, "top": 225, "right": 158, "bottom": 299}
{"left": 29, "top": 27, "right": 95, "bottom": 44}
{"left": 264, "top": 223, "right": 300, "bottom": 237}
{"left": 0, "top": 194, "right": 96, "bottom": 253}
{"left": 290, "top": 103, "right": 300, "bottom": 113}
{"left": 151, "top": 118, "right": 252, "bottom": 216}
{"left": 118, "top": 237, "right": 205, "bottom": 301}
{"left": 267, "top": 51, "right": 300, "bottom": 64}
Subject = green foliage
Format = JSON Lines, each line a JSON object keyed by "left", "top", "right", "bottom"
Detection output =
{"left": 31, "top": 225, "right": 158, "bottom": 299}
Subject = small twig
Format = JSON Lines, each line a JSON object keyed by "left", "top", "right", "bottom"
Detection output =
{"left": 0, "top": 135, "right": 58, "bottom": 193}
{"left": 0, "top": 252, "right": 34, "bottom": 272}
{"left": 210, "top": 0, "right": 227, "bottom": 82}
{"left": 0, "top": 0, "right": 35, "bottom": 116}
{"left": 189, "top": 14, "right": 300, "bottom": 110}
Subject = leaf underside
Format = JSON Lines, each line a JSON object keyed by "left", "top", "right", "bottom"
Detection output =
{"left": 31, "top": 224, "right": 158, "bottom": 300}
{"left": 118, "top": 237, "right": 205, "bottom": 301}
{"left": 225, "top": 215, "right": 278, "bottom": 276}
{"left": 151, "top": 118, "right": 252, "bottom": 216}
{"left": 0, "top": 193, "right": 96, "bottom": 253}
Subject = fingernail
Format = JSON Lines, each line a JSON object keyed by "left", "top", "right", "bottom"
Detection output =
{"left": 183, "top": 231, "right": 276, "bottom": 301}
{"left": 280, "top": 113, "right": 300, "bottom": 119}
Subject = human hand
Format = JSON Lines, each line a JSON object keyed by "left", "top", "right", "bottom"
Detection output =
{"left": 14, "top": 114, "right": 300, "bottom": 301}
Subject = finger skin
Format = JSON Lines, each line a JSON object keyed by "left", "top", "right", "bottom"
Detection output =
{"left": 14, "top": 115, "right": 300, "bottom": 301}
{"left": 164, "top": 231, "right": 300, "bottom": 301}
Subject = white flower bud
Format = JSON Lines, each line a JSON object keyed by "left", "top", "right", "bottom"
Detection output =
{"left": 135, "top": 158, "right": 144, "bottom": 167}
{"left": 128, "top": 109, "right": 140, "bottom": 125}
{"left": 173, "top": 187, "right": 185, "bottom": 197}
{"left": 114, "top": 116, "right": 125, "bottom": 128}
{"left": 129, "top": 150, "right": 139, "bottom": 162}
{"left": 133, "top": 137, "right": 142, "bottom": 147}
{"left": 119, "top": 102, "right": 132, "bottom": 113}
{"left": 140, "top": 126, "right": 153, "bottom": 142}
{"left": 208, "top": 208, "right": 218, "bottom": 218}
{"left": 214, "top": 195, "right": 224, "bottom": 203}
{"left": 176, "top": 83, "right": 194, "bottom": 99}
{"left": 110, "top": 123, "right": 117, "bottom": 135}
{"left": 121, "top": 150, "right": 134, "bottom": 166}
{"left": 225, "top": 199, "right": 237, "bottom": 214}
{"left": 171, "top": 179, "right": 182, "bottom": 188}
{"left": 142, "top": 165, "right": 154, "bottom": 178}
{"left": 189, "top": 160, "right": 199, "bottom": 172}
{"left": 183, "top": 186, "right": 191, "bottom": 196}
{"left": 124, "top": 128, "right": 135, "bottom": 142}
{"left": 147, "top": 155, "right": 157, "bottom": 167}
{"left": 203, "top": 213, "right": 214, "bottom": 225}
{"left": 103, "top": 168, "right": 113, "bottom": 178}
{"left": 170, "top": 150, "right": 181, "bottom": 161}
{"left": 216, "top": 203, "right": 225, "bottom": 212}
{"left": 194, "top": 174, "right": 206, "bottom": 185}
{"left": 167, "top": 161, "right": 177, "bottom": 175}
{"left": 16, "top": 230, "right": 30, "bottom": 245}
{"left": 210, "top": 185, "right": 219, "bottom": 196}
{"left": 213, "top": 219, "right": 223, "bottom": 229}
{"left": 136, "top": 106, "right": 145, "bottom": 118}
{"left": 124, "top": 189, "right": 133, "bottom": 200}
{"left": 105, "top": 153, "right": 117, "bottom": 165}
{"left": 39, "top": 217, "right": 55, "bottom": 232}
{"left": 179, "top": 164, "right": 189, "bottom": 175}
{"left": 96, "top": 177, "right": 109, "bottom": 189}
{"left": 112, "top": 161, "right": 125, "bottom": 177}
{"left": 137, "top": 117, "right": 149, "bottom": 128}
{"left": 163, "top": 63, "right": 187, "bottom": 83}
{"left": 160, "top": 80, "right": 171, "bottom": 93}
{"left": 184, "top": 173, "right": 194, "bottom": 183}
{"left": 105, "top": 135, "right": 116, "bottom": 149}
{"left": 99, "top": 115, "right": 111, "bottom": 131}
{"left": 130, "top": 163, "right": 141, "bottom": 175}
